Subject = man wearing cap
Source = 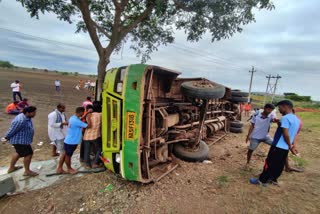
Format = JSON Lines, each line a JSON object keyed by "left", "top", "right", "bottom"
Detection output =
{"left": 250, "top": 100, "right": 300, "bottom": 186}
{"left": 245, "top": 103, "right": 277, "bottom": 165}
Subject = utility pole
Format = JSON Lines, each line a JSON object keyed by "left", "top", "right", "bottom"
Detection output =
{"left": 263, "top": 75, "right": 272, "bottom": 106}
{"left": 271, "top": 75, "right": 282, "bottom": 102}
{"left": 248, "top": 66, "right": 256, "bottom": 103}
{"left": 263, "top": 74, "right": 282, "bottom": 105}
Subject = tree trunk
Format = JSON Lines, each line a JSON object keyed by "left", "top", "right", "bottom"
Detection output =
{"left": 96, "top": 56, "right": 109, "bottom": 101}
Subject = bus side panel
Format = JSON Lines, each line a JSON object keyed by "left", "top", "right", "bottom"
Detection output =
{"left": 122, "top": 64, "right": 147, "bottom": 181}
{"left": 102, "top": 68, "right": 118, "bottom": 172}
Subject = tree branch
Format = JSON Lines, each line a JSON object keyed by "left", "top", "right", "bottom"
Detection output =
{"left": 92, "top": 21, "right": 111, "bottom": 39}
{"left": 112, "top": 0, "right": 121, "bottom": 9}
{"left": 77, "top": 0, "right": 103, "bottom": 57}
{"left": 173, "top": 0, "right": 193, "bottom": 12}
{"left": 121, "top": 0, "right": 129, "bottom": 8}
{"left": 121, "top": 4, "right": 154, "bottom": 37}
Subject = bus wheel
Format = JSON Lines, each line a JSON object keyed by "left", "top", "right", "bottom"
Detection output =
{"left": 228, "top": 96, "right": 248, "bottom": 103}
{"left": 173, "top": 140, "right": 209, "bottom": 162}
{"left": 231, "top": 90, "right": 249, "bottom": 97}
{"left": 181, "top": 81, "right": 226, "bottom": 100}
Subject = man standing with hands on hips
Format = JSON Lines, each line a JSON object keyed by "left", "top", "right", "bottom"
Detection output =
{"left": 250, "top": 100, "right": 301, "bottom": 186}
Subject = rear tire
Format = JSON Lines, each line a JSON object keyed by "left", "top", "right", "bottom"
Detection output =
{"left": 231, "top": 90, "right": 249, "bottom": 97}
{"left": 181, "top": 81, "right": 226, "bottom": 100}
{"left": 173, "top": 140, "right": 209, "bottom": 162}
{"left": 229, "top": 127, "right": 243, "bottom": 133}
{"left": 229, "top": 96, "right": 248, "bottom": 103}
{"left": 230, "top": 121, "right": 244, "bottom": 128}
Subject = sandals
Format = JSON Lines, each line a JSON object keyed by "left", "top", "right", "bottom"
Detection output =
{"left": 23, "top": 171, "right": 39, "bottom": 177}
{"left": 7, "top": 166, "right": 23, "bottom": 173}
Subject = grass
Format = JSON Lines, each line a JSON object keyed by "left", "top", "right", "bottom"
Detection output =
{"left": 290, "top": 155, "right": 307, "bottom": 168}
{"left": 296, "top": 112, "right": 320, "bottom": 129}
{"left": 217, "top": 175, "right": 229, "bottom": 187}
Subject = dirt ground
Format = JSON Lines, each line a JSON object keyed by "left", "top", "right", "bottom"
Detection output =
{"left": 0, "top": 68, "right": 320, "bottom": 214}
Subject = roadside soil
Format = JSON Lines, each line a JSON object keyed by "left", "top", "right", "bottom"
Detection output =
{"left": 0, "top": 68, "right": 319, "bottom": 214}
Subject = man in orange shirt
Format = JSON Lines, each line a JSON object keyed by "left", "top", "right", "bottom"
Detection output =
{"left": 6, "top": 101, "right": 21, "bottom": 115}
{"left": 244, "top": 102, "right": 251, "bottom": 117}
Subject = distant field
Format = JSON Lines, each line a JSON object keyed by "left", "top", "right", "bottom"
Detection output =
{"left": 297, "top": 112, "right": 320, "bottom": 129}
{"left": 251, "top": 94, "right": 320, "bottom": 111}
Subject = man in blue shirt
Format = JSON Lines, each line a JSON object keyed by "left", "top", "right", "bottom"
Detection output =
{"left": 3, "top": 106, "right": 38, "bottom": 176}
{"left": 250, "top": 100, "right": 300, "bottom": 185}
{"left": 56, "top": 107, "right": 88, "bottom": 174}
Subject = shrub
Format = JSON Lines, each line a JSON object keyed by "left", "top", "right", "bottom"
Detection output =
{"left": 285, "top": 95, "right": 311, "bottom": 102}
{"left": 0, "top": 60, "right": 14, "bottom": 68}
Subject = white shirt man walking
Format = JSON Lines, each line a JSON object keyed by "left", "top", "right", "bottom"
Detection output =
{"left": 48, "top": 104, "right": 68, "bottom": 157}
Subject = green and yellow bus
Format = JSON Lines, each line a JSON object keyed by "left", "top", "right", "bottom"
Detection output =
{"left": 101, "top": 64, "right": 241, "bottom": 183}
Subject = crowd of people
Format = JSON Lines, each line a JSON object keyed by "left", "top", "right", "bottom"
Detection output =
{"left": 54, "top": 79, "right": 95, "bottom": 94}
{"left": 50, "top": 98, "right": 103, "bottom": 174}
{"left": 75, "top": 79, "right": 96, "bottom": 92}
{"left": 2, "top": 81, "right": 103, "bottom": 176}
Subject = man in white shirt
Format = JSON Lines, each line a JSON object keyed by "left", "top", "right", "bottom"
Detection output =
{"left": 89, "top": 81, "right": 96, "bottom": 92}
{"left": 48, "top": 104, "right": 68, "bottom": 157}
{"left": 54, "top": 79, "right": 61, "bottom": 92}
{"left": 11, "top": 80, "right": 23, "bottom": 101}
{"left": 245, "top": 103, "right": 278, "bottom": 164}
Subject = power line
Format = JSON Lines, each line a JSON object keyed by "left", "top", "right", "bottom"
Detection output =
{"left": 0, "top": 27, "right": 93, "bottom": 51}
{"left": 0, "top": 26, "right": 278, "bottom": 79}
{"left": 0, "top": 27, "right": 125, "bottom": 61}
{"left": 0, "top": 26, "right": 248, "bottom": 72}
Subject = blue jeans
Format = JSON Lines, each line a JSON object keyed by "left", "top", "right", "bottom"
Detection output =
{"left": 13, "top": 92, "right": 22, "bottom": 101}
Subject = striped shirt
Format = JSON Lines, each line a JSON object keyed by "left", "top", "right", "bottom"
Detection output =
{"left": 83, "top": 112, "right": 102, "bottom": 141}
{"left": 4, "top": 113, "right": 34, "bottom": 145}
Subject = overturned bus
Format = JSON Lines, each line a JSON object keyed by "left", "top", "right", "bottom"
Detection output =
{"left": 100, "top": 64, "right": 245, "bottom": 183}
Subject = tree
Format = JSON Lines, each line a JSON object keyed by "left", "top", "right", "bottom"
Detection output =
{"left": 0, "top": 60, "right": 14, "bottom": 68}
{"left": 14, "top": 0, "right": 274, "bottom": 97}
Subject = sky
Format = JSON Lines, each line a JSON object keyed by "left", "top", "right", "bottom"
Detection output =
{"left": 0, "top": 0, "right": 319, "bottom": 101}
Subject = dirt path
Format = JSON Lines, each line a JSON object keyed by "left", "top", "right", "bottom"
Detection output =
{"left": 1, "top": 124, "right": 319, "bottom": 213}
{"left": 0, "top": 69, "right": 319, "bottom": 213}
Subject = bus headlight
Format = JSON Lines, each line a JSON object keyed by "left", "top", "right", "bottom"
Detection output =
{"left": 116, "top": 153, "right": 121, "bottom": 163}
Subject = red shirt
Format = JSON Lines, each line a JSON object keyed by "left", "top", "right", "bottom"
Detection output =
{"left": 244, "top": 103, "right": 251, "bottom": 111}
